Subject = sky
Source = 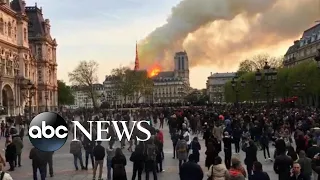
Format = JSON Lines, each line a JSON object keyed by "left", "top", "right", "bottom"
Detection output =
{"left": 25, "top": 0, "right": 319, "bottom": 89}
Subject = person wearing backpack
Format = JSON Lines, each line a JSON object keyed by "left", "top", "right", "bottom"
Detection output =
{"left": 111, "top": 148, "right": 127, "bottom": 180}
{"left": 69, "top": 140, "right": 85, "bottom": 170}
{"left": 0, "top": 163, "right": 13, "bottom": 180}
{"left": 145, "top": 136, "right": 158, "bottom": 180}
{"left": 176, "top": 135, "right": 188, "bottom": 172}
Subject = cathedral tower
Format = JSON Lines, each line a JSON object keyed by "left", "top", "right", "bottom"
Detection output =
{"left": 174, "top": 51, "right": 189, "bottom": 84}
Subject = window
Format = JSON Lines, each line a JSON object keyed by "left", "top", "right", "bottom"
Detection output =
{"left": 23, "top": 28, "right": 27, "bottom": 41}
{"left": 7, "top": 22, "right": 11, "bottom": 37}
{"left": 0, "top": 18, "right": 3, "bottom": 34}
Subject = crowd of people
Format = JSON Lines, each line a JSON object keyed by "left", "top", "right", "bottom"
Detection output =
{"left": 0, "top": 104, "right": 320, "bottom": 180}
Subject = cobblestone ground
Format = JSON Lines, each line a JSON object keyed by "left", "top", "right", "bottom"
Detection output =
{"left": 3, "top": 122, "right": 279, "bottom": 180}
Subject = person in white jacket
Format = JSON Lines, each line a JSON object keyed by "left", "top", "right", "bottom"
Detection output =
{"left": 0, "top": 164, "right": 13, "bottom": 180}
{"left": 207, "top": 156, "right": 230, "bottom": 180}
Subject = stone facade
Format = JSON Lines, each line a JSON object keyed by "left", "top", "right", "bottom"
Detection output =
{"left": 0, "top": 0, "right": 57, "bottom": 116}
{"left": 206, "top": 72, "right": 236, "bottom": 102}
{"left": 283, "top": 23, "right": 320, "bottom": 67}
{"left": 69, "top": 84, "right": 104, "bottom": 109}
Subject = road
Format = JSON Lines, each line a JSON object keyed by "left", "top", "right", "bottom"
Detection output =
{"left": 4, "top": 122, "right": 279, "bottom": 180}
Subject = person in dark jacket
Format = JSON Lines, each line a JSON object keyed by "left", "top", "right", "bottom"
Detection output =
{"left": 223, "top": 132, "right": 232, "bottom": 169}
{"left": 242, "top": 140, "right": 257, "bottom": 176}
{"left": 233, "top": 125, "right": 242, "bottom": 154}
{"left": 111, "top": 148, "right": 127, "bottom": 180}
{"left": 290, "top": 162, "right": 308, "bottom": 180}
{"left": 260, "top": 132, "right": 271, "bottom": 161}
{"left": 5, "top": 140, "right": 16, "bottom": 171}
{"left": 274, "top": 147, "right": 294, "bottom": 180}
{"left": 171, "top": 129, "right": 179, "bottom": 159}
{"left": 190, "top": 136, "right": 201, "bottom": 164}
{"left": 130, "top": 145, "right": 145, "bottom": 180}
{"left": 83, "top": 135, "right": 95, "bottom": 170}
{"left": 93, "top": 141, "right": 105, "bottom": 180}
{"left": 249, "top": 161, "right": 270, "bottom": 180}
{"left": 180, "top": 154, "right": 204, "bottom": 180}
{"left": 30, "top": 146, "right": 47, "bottom": 180}
{"left": 307, "top": 140, "right": 320, "bottom": 159}
{"left": 155, "top": 137, "right": 164, "bottom": 172}
{"left": 44, "top": 151, "right": 54, "bottom": 178}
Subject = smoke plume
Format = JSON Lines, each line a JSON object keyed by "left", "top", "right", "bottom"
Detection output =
{"left": 139, "top": 0, "right": 320, "bottom": 70}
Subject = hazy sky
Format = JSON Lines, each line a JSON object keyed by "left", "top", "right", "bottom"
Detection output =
{"left": 25, "top": 0, "right": 315, "bottom": 89}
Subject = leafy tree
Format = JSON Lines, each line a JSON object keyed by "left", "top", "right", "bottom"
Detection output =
{"left": 68, "top": 60, "right": 99, "bottom": 108}
{"left": 57, "top": 80, "right": 74, "bottom": 105}
{"left": 238, "top": 54, "right": 283, "bottom": 73}
{"left": 225, "top": 61, "right": 320, "bottom": 105}
{"left": 111, "top": 67, "right": 136, "bottom": 104}
{"left": 134, "top": 71, "right": 154, "bottom": 103}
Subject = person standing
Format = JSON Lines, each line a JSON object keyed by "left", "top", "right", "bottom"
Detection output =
{"left": 83, "top": 135, "right": 95, "bottom": 170}
{"left": 171, "top": 129, "right": 179, "bottom": 159}
{"left": 249, "top": 161, "right": 270, "bottom": 180}
{"left": 45, "top": 151, "right": 54, "bottom": 178}
{"left": 12, "top": 135, "right": 23, "bottom": 167}
{"left": 176, "top": 135, "right": 188, "bottom": 172}
{"left": 180, "top": 154, "right": 204, "bottom": 180}
{"left": 130, "top": 145, "right": 145, "bottom": 180}
{"left": 190, "top": 137, "right": 201, "bottom": 164}
{"left": 5, "top": 140, "right": 16, "bottom": 171}
{"left": 0, "top": 163, "right": 13, "bottom": 180}
{"left": 274, "top": 146, "right": 294, "bottom": 180}
{"left": 69, "top": 140, "right": 85, "bottom": 170}
{"left": 29, "top": 146, "right": 47, "bottom": 180}
{"left": 93, "top": 141, "right": 105, "bottom": 180}
{"left": 242, "top": 140, "right": 257, "bottom": 176}
{"left": 112, "top": 148, "right": 127, "bottom": 180}
{"left": 145, "top": 137, "right": 158, "bottom": 180}
{"left": 223, "top": 132, "right": 232, "bottom": 169}
{"left": 261, "top": 131, "right": 272, "bottom": 161}
{"left": 297, "top": 151, "right": 312, "bottom": 180}
{"left": 106, "top": 144, "right": 115, "bottom": 180}
{"left": 290, "top": 162, "right": 308, "bottom": 180}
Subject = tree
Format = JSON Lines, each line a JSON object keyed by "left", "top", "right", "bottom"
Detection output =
{"left": 57, "top": 80, "right": 74, "bottom": 105}
{"left": 111, "top": 67, "right": 136, "bottom": 104}
{"left": 225, "top": 61, "right": 320, "bottom": 105}
{"left": 237, "top": 54, "right": 283, "bottom": 73}
{"left": 134, "top": 71, "right": 154, "bottom": 103}
{"left": 68, "top": 60, "right": 99, "bottom": 108}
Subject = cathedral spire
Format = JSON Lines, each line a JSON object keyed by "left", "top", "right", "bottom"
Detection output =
{"left": 134, "top": 41, "right": 139, "bottom": 71}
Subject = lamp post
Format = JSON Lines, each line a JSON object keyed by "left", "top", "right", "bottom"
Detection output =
{"left": 315, "top": 49, "right": 320, "bottom": 68}
{"left": 24, "top": 80, "right": 36, "bottom": 122}
{"left": 231, "top": 74, "right": 245, "bottom": 106}
{"left": 255, "top": 62, "right": 277, "bottom": 104}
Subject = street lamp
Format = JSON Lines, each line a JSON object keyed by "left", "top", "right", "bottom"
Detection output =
{"left": 255, "top": 61, "right": 278, "bottom": 104}
{"left": 23, "top": 80, "right": 36, "bottom": 122}
{"left": 315, "top": 49, "right": 320, "bottom": 68}
{"left": 231, "top": 74, "right": 245, "bottom": 106}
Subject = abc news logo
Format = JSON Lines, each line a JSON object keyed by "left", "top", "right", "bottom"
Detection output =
{"left": 29, "top": 112, "right": 151, "bottom": 152}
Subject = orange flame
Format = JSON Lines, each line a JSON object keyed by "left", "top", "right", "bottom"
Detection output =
{"left": 148, "top": 64, "right": 161, "bottom": 77}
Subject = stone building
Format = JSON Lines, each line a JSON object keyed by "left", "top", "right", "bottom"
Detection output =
{"left": 206, "top": 72, "right": 236, "bottom": 102}
{"left": 283, "top": 23, "right": 320, "bottom": 67}
{"left": 151, "top": 51, "right": 190, "bottom": 103}
{"left": 69, "top": 84, "right": 104, "bottom": 109}
{"left": 102, "top": 51, "right": 190, "bottom": 104}
{"left": 0, "top": 0, "right": 57, "bottom": 116}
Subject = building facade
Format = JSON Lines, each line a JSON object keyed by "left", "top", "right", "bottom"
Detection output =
{"left": 0, "top": 0, "right": 57, "bottom": 116}
{"left": 102, "top": 51, "right": 190, "bottom": 105}
{"left": 206, "top": 72, "right": 236, "bottom": 102}
{"left": 69, "top": 84, "right": 104, "bottom": 109}
{"left": 283, "top": 23, "right": 320, "bottom": 67}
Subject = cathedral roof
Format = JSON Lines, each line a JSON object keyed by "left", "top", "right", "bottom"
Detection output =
{"left": 25, "top": 5, "right": 46, "bottom": 37}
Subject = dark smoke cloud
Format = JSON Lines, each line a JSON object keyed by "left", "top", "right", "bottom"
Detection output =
{"left": 139, "top": 0, "right": 319, "bottom": 70}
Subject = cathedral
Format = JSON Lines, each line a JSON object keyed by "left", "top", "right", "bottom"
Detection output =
{"left": 151, "top": 51, "right": 190, "bottom": 103}
{"left": 0, "top": 0, "right": 58, "bottom": 116}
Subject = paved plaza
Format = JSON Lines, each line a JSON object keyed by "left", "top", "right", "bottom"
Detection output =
{"left": 4, "top": 123, "right": 279, "bottom": 180}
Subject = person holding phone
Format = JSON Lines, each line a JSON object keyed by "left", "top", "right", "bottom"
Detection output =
{"left": 290, "top": 162, "right": 308, "bottom": 180}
